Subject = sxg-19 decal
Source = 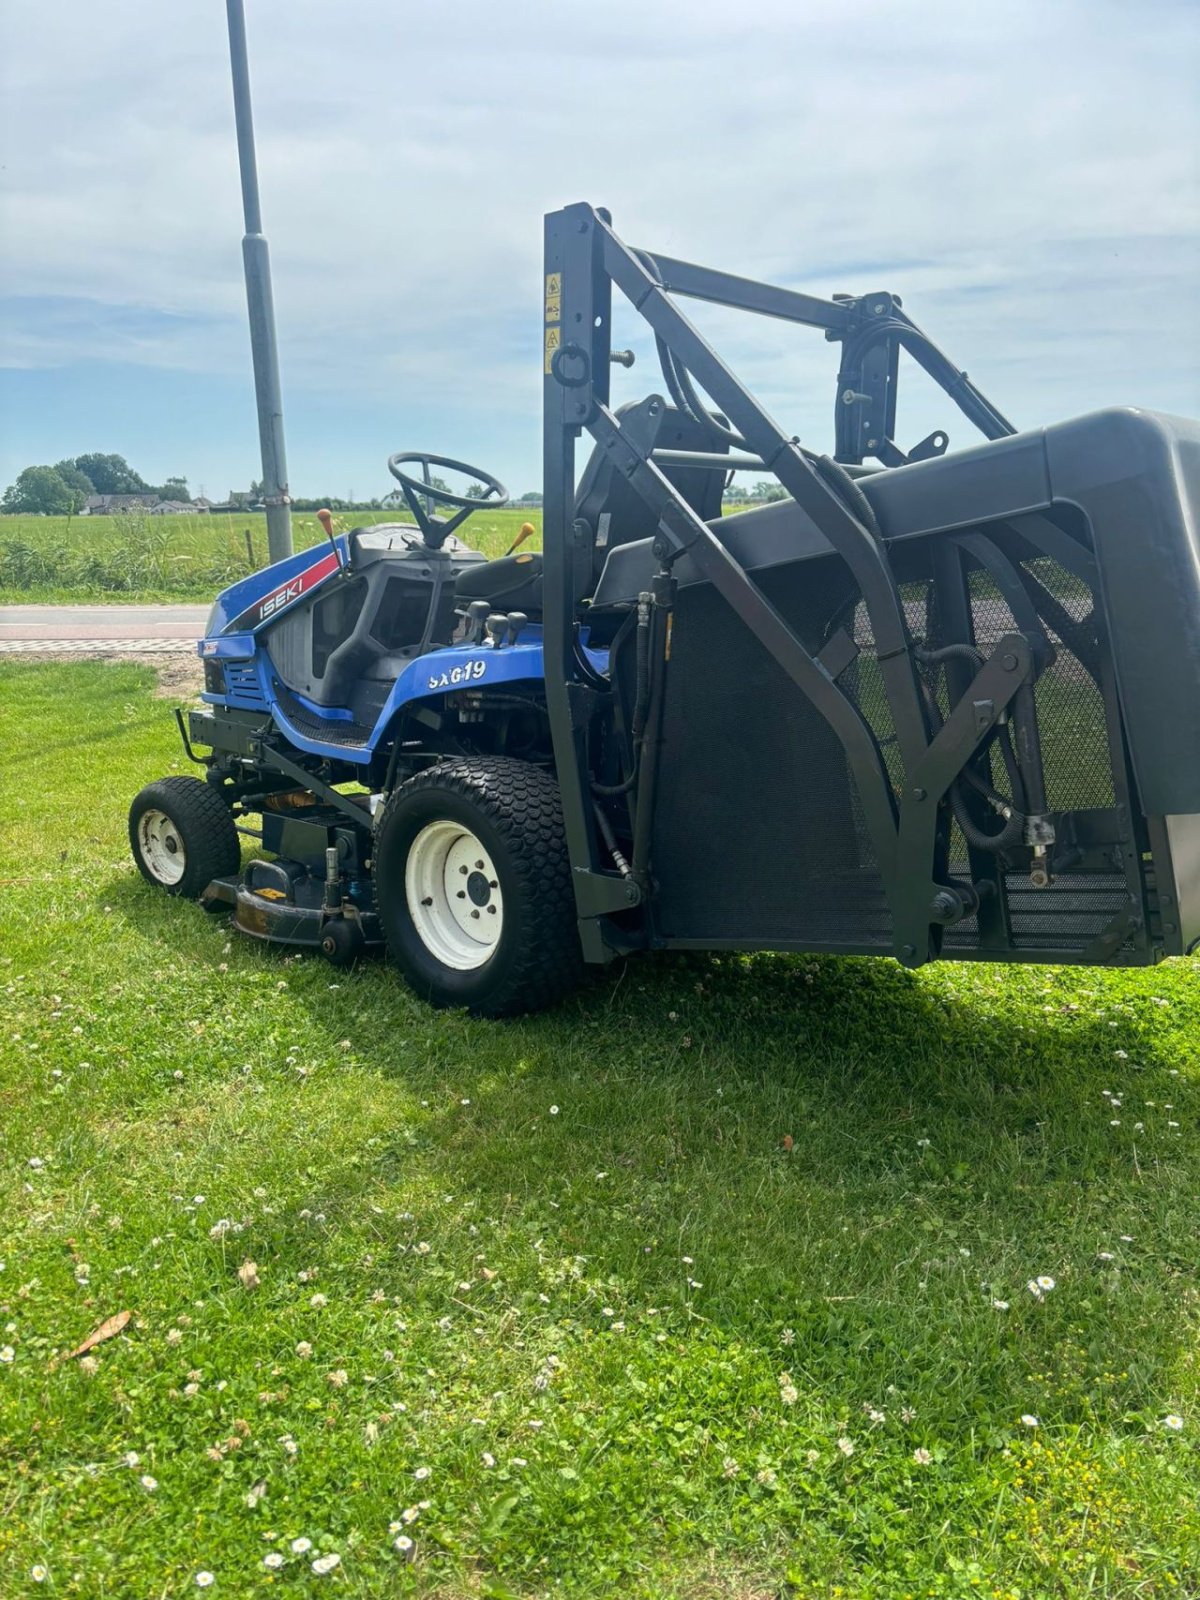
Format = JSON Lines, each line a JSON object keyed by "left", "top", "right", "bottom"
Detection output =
{"left": 427, "top": 659, "right": 488, "bottom": 691}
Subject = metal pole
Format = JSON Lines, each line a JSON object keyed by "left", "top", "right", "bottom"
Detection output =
{"left": 225, "top": 0, "right": 292, "bottom": 562}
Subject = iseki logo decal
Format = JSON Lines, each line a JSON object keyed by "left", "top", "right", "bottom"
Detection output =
{"left": 224, "top": 550, "right": 341, "bottom": 635}
{"left": 258, "top": 578, "right": 304, "bottom": 622}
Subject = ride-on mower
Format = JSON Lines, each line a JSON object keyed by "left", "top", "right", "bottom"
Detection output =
{"left": 130, "top": 202, "right": 1200, "bottom": 1014}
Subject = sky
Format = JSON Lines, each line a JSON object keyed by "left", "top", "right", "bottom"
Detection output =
{"left": 1, "top": 0, "right": 1197, "bottom": 503}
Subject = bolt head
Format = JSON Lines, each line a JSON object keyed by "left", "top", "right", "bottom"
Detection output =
{"left": 1002, "top": 652, "right": 1019, "bottom": 670}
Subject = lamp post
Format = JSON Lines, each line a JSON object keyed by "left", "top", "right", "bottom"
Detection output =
{"left": 225, "top": 0, "right": 292, "bottom": 562}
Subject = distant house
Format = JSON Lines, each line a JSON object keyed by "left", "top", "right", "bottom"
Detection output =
{"left": 191, "top": 497, "right": 214, "bottom": 512}
{"left": 149, "top": 500, "right": 199, "bottom": 515}
{"left": 82, "top": 493, "right": 160, "bottom": 515}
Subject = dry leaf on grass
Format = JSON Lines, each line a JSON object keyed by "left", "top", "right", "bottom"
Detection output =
{"left": 66, "top": 1310, "right": 131, "bottom": 1360}
{"left": 238, "top": 1260, "right": 260, "bottom": 1289}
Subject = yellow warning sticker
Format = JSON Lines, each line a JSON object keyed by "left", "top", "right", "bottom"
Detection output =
{"left": 543, "top": 324, "right": 561, "bottom": 374}
{"left": 544, "top": 273, "right": 561, "bottom": 324}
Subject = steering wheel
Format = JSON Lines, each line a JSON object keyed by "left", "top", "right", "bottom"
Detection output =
{"left": 387, "top": 452, "right": 509, "bottom": 549}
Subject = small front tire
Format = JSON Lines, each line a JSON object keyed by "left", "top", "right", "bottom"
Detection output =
{"left": 320, "top": 917, "right": 365, "bottom": 969}
{"left": 129, "top": 776, "right": 241, "bottom": 899}
{"left": 373, "top": 757, "right": 583, "bottom": 1016}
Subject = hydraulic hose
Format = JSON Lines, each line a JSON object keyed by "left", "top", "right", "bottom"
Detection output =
{"left": 591, "top": 595, "right": 652, "bottom": 798}
{"left": 950, "top": 778, "right": 1026, "bottom": 852}
{"left": 916, "top": 642, "right": 1029, "bottom": 851}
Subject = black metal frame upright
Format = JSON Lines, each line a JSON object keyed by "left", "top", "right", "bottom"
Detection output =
{"left": 541, "top": 203, "right": 1064, "bottom": 968}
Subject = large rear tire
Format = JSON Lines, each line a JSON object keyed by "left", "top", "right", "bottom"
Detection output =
{"left": 129, "top": 776, "right": 241, "bottom": 899}
{"left": 373, "top": 758, "right": 583, "bottom": 1016}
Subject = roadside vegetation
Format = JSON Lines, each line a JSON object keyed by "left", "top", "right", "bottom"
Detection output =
{"left": 1, "top": 660, "right": 1197, "bottom": 1596}
{"left": 0, "top": 510, "right": 543, "bottom": 605}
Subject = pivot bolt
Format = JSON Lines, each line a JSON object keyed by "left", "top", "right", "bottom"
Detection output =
{"left": 911, "top": 787, "right": 927, "bottom": 802}
{"left": 1002, "top": 652, "right": 1019, "bottom": 670}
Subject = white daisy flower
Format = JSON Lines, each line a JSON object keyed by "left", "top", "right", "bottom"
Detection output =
{"left": 290, "top": 1537, "right": 312, "bottom": 1554}
{"left": 1163, "top": 1414, "right": 1184, "bottom": 1432}
{"left": 1020, "top": 1414, "right": 1040, "bottom": 1428}
{"left": 140, "top": 1474, "right": 158, "bottom": 1491}
{"left": 263, "top": 1554, "right": 284, "bottom": 1570}
{"left": 311, "top": 1553, "right": 340, "bottom": 1575}
{"left": 195, "top": 1575, "right": 215, "bottom": 1590}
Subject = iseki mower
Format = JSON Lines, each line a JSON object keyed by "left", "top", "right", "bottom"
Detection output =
{"left": 130, "top": 203, "right": 1200, "bottom": 1015}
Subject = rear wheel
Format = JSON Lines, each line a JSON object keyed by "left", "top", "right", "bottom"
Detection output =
{"left": 129, "top": 776, "right": 240, "bottom": 899}
{"left": 373, "top": 758, "right": 583, "bottom": 1016}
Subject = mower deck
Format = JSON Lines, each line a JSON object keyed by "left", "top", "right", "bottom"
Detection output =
{"left": 202, "top": 865, "right": 383, "bottom": 961}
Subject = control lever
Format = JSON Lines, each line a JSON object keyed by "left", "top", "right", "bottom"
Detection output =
{"left": 316, "top": 508, "right": 347, "bottom": 571}
{"left": 506, "top": 611, "right": 528, "bottom": 647}
{"left": 466, "top": 600, "right": 490, "bottom": 645}
{"left": 486, "top": 613, "right": 508, "bottom": 648}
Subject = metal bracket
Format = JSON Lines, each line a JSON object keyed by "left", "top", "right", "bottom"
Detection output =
{"left": 892, "top": 633, "right": 1033, "bottom": 963}
{"left": 573, "top": 868, "right": 642, "bottom": 916}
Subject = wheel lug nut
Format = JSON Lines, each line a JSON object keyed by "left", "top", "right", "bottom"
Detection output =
{"left": 470, "top": 909, "right": 480, "bottom": 919}
{"left": 456, "top": 890, "right": 466, "bottom": 899}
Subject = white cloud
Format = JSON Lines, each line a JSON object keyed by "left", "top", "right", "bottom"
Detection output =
{"left": 1, "top": 0, "right": 1197, "bottom": 491}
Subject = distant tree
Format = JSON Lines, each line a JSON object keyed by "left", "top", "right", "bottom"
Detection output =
{"left": 72, "top": 453, "right": 150, "bottom": 495}
{"left": 749, "top": 480, "right": 787, "bottom": 503}
{"left": 160, "top": 475, "right": 189, "bottom": 499}
{"left": 465, "top": 483, "right": 487, "bottom": 500}
{"left": 2, "top": 465, "right": 79, "bottom": 515}
{"left": 54, "top": 460, "right": 95, "bottom": 501}
{"left": 517, "top": 491, "right": 543, "bottom": 506}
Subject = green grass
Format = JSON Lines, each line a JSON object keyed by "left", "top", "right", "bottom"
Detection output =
{"left": 1, "top": 661, "right": 1198, "bottom": 1598}
{"left": 0, "top": 510, "right": 545, "bottom": 605}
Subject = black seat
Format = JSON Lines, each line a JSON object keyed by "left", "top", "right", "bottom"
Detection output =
{"left": 454, "top": 551, "right": 544, "bottom": 612}
{"left": 451, "top": 403, "right": 726, "bottom": 615}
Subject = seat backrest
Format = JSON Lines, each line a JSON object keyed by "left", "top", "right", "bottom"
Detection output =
{"left": 572, "top": 402, "right": 727, "bottom": 596}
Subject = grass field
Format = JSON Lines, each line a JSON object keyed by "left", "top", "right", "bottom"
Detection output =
{"left": 0, "top": 510, "right": 546, "bottom": 605}
{"left": 1, "top": 660, "right": 1198, "bottom": 1598}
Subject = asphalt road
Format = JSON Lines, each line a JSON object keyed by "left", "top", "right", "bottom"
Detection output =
{"left": 0, "top": 604, "right": 207, "bottom": 654}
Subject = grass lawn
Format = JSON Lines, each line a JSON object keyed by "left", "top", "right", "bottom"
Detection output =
{"left": 1, "top": 660, "right": 1197, "bottom": 1598}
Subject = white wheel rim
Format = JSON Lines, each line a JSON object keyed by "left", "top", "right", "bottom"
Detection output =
{"left": 138, "top": 808, "right": 186, "bottom": 885}
{"left": 405, "top": 820, "right": 503, "bottom": 971}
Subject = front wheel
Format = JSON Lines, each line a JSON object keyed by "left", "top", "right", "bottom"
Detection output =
{"left": 129, "top": 776, "right": 240, "bottom": 899}
{"left": 372, "top": 758, "right": 583, "bottom": 1016}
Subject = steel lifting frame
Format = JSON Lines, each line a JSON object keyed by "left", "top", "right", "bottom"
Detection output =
{"left": 541, "top": 202, "right": 1031, "bottom": 967}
